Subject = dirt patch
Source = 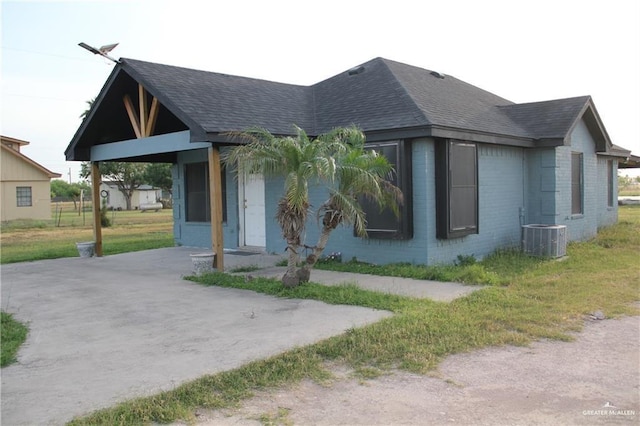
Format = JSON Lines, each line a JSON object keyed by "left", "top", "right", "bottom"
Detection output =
{"left": 192, "top": 315, "right": 639, "bottom": 425}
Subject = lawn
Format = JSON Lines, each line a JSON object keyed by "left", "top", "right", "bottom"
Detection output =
{"left": 0, "top": 203, "right": 174, "bottom": 264}
{"left": 1, "top": 312, "right": 29, "bottom": 367}
{"left": 68, "top": 205, "right": 640, "bottom": 425}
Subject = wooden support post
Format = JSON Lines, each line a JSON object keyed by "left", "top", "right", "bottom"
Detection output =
{"left": 138, "top": 84, "right": 148, "bottom": 137}
{"left": 147, "top": 97, "right": 159, "bottom": 137}
{"left": 123, "top": 94, "right": 142, "bottom": 138}
{"left": 208, "top": 146, "right": 224, "bottom": 270}
{"left": 91, "top": 162, "right": 103, "bottom": 257}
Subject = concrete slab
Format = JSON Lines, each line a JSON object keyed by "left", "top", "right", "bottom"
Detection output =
{"left": 0, "top": 248, "right": 391, "bottom": 425}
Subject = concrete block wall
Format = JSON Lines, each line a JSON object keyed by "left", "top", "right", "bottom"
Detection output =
{"left": 556, "top": 119, "right": 599, "bottom": 241}
{"left": 172, "top": 148, "right": 239, "bottom": 249}
{"left": 597, "top": 156, "right": 618, "bottom": 227}
{"left": 526, "top": 148, "right": 559, "bottom": 225}
{"left": 265, "top": 139, "right": 526, "bottom": 265}
{"left": 425, "top": 142, "right": 525, "bottom": 264}
{"left": 309, "top": 140, "right": 431, "bottom": 264}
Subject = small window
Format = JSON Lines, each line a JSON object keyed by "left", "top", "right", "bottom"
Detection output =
{"left": 359, "top": 140, "right": 413, "bottom": 239}
{"left": 435, "top": 140, "right": 478, "bottom": 239}
{"left": 571, "top": 152, "right": 583, "bottom": 215}
{"left": 185, "top": 162, "right": 226, "bottom": 222}
{"left": 16, "top": 186, "right": 32, "bottom": 207}
{"left": 607, "top": 160, "right": 614, "bottom": 207}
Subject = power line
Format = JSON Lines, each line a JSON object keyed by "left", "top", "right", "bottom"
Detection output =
{"left": 2, "top": 92, "right": 85, "bottom": 103}
{"left": 1, "top": 46, "right": 104, "bottom": 63}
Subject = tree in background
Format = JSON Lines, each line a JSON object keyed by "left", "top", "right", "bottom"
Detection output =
{"left": 80, "top": 162, "right": 173, "bottom": 210}
{"left": 80, "top": 162, "right": 147, "bottom": 210}
{"left": 144, "top": 163, "right": 173, "bottom": 197}
{"left": 50, "top": 180, "right": 90, "bottom": 211}
{"left": 79, "top": 98, "right": 95, "bottom": 120}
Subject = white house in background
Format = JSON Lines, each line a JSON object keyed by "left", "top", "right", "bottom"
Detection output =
{"left": 99, "top": 181, "right": 162, "bottom": 210}
{"left": 1, "top": 135, "right": 61, "bottom": 221}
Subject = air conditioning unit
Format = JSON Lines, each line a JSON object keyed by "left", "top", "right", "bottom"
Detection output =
{"left": 521, "top": 224, "right": 567, "bottom": 258}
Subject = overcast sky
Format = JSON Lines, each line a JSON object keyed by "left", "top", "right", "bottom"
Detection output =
{"left": 2, "top": 0, "right": 639, "bottom": 182}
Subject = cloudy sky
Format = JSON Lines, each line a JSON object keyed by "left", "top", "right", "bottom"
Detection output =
{"left": 2, "top": 0, "right": 639, "bottom": 181}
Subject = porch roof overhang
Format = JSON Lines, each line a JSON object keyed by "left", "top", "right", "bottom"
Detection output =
{"left": 619, "top": 154, "right": 640, "bottom": 168}
{"left": 89, "top": 130, "right": 211, "bottom": 163}
{"left": 65, "top": 63, "right": 201, "bottom": 163}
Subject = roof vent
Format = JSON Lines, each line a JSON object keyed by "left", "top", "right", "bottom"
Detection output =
{"left": 430, "top": 70, "right": 445, "bottom": 79}
{"left": 348, "top": 65, "right": 365, "bottom": 76}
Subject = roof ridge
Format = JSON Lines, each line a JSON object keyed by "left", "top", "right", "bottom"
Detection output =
{"left": 377, "top": 58, "right": 433, "bottom": 126}
{"left": 120, "top": 57, "right": 308, "bottom": 88}
{"left": 498, "top": 95, "right": 591, "bottom": 109}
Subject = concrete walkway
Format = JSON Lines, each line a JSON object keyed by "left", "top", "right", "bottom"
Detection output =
{"left": 248, "top": 267, "right": 480, "bottom": 301}
{"left": 0, "top": 247, "right": 479, "bottom": 425}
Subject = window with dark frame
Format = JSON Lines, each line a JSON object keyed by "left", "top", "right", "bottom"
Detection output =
{"left": 359, "top": 140, "right": 413, "bottom": 240}
{"left": 571, "top": 152, "right": 583, "bottom": 215}
{"left": 16, "top": 186, "right": 32, "bottom": 207}
{"left": 184, "top": 162, "right": 227, "bottom": 223}
{"left": 435, "top": 140, "right": 478, "bottom": 239}
{"left": 607, "top": 160, "right": 614, "bottom": 208}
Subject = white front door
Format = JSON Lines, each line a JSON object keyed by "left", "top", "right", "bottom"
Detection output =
{"left": 240, "top": 173, "right": 266, "bottom": 247}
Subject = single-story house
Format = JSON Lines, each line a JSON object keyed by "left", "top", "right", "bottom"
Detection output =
{"left": 2, "top": 135, "right": 61, "bottom": 221}
{"left": 99, "top": 181, "right": 162, "bottom": 210}
{"left": 65, "top": 57, "right": 637, "bottom": 266}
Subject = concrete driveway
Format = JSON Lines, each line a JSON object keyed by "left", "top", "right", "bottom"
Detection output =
{"left": 0, "top": 247, "right": 391, "bottom": 425}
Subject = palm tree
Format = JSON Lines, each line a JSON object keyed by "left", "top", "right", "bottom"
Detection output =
{"left": 79, "top": 98, "right": 95, "bottom": 120}
{"left": 224, "top": 125, "right": 402, "bottom": 287}
{"left": 224, "top": 126, "right": 341, "bottom": 287}
{"left": 299, "top": 129, "right": 402, "bottom": 281}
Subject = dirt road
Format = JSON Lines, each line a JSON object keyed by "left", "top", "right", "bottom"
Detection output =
{"left": 195, "top": 315, "right": 639, "bottom": 425}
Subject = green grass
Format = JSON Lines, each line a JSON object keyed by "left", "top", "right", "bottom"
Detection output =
{"left": 190, "top": 272, "right": 411, "bottom": 312}
{"left": 315, "top": 257, "right": 504, "bottom": 285}
{"left": 1, "top": 207, "right": 174, "bottom": 264}
{"left": 0, "top": 231, "right": 174, "bottom": 264}
{"left": 1, "top": 312, "right": 29, "bottom": 367}
{"left": 69, "top": 206, "right": 640, "bottom": 425}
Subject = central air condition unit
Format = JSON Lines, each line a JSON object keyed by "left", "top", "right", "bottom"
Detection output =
{"left": 521, "top": 224, "right": 567, "bottom": 258}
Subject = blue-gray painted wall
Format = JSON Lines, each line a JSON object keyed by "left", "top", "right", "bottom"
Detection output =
{"left": 264, "top": 138, "right": 526, "bottom": 264}
{"left": 597, "top": 156, "right": 618, "bottom": 227}
{"left": 555, "top": 119, "right": 618, "bottom": 240}
{"left": 524, "top": 118, "right": 618, "bottom": 241}
{"left": 172, "top": 148, "right": 240, "bottom": 249}
{"left": 173, "top": 119, "right": 619, "bottom": 263}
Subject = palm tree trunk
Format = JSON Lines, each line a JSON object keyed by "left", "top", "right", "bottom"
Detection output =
{"left": 299, "top": 225, "right": 333, "bottom": 282}
{"left": 282, "top": 240, "right": 301, "bottom": 288}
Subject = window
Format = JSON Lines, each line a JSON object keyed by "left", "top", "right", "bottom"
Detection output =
{"left": 16, "top": 186, "right": 32, "bottom": 207}
{"left": 359, "top": 140, "right": 413, "bottom": 239}
{"left": 435, "top": 140, "right": 478, "bottom": 239}
{"left": 571, "top": 152, "right": 583, "bottom": 215}
{"left": 185, "top": 162, "right": 226, "bottom": 222}
{"left": 607, "top": 160, "right": 614, "bottom": 208}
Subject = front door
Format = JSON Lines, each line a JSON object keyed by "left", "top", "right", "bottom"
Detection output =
{"left": 240, "top": 173, "right": 266, "bottom": 247}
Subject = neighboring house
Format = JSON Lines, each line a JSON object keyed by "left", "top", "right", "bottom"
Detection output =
{"left": 1, "top": 135, "right": 61, "bottom": 221}
{"left": 99, "top": 181, "right": 162, "bottom": 210}
{"left": 65, "top": 57, "right": 638, "bottom": 265}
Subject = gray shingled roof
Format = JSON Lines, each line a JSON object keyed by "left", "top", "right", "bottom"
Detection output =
{"left": 67, "top": 56, "right": 615, "bottom": 161}
{"left": 122, "top": 57, "right": 590, "bottom": 141}
{"left": 498, "top": 96, "right": 592, "bottom": 140}
{"left": 122, "top": 58, "right": 315, "bottom": 135}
